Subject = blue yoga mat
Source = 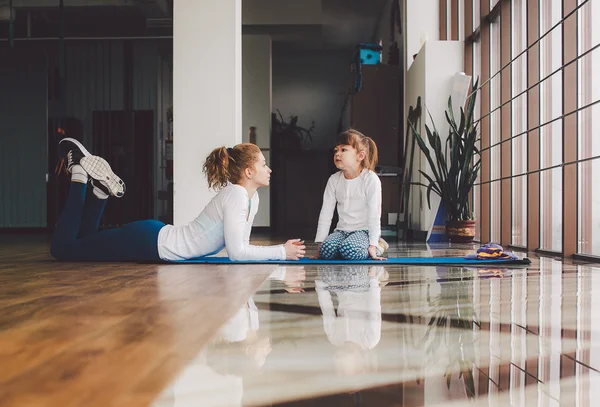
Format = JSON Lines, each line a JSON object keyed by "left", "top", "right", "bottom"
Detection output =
{"left": 170, "top": 256, "right": 531, "bottom": 266}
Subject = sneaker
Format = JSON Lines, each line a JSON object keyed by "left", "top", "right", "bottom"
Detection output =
{"left": 80, "top": 155, "right": 126, "bottom": 198}
{"left": 59, "top": 137, "right": 91, "bottom": 172}
{"left": 58, "top": 138, "right": 126, "bottom": 198}
{"left": 90, "top": 179, "right": 110, "bottom": 199}
{"left": 376, "top": 238, "right": 389, "bottom": 256}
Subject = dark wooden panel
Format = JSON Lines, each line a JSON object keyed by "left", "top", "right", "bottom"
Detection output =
{"left": 440, "top": 0, "right": 448, "bottom": 40}
{"left": 562, "top": 0, "right": 578, "bottom": 257}
{"left": 271, "top": 149, "right": 334, "bottom": 238}
{"left": 350, "top": 64, "right": 402, "bottom": 168}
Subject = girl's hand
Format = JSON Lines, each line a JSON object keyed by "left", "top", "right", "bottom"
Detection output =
{"left": 284, "top": 239, "right": 306, "bottom": 260}
{"left": 311, "top": 243, "right": 322, "bottom": 259}
{"left": 284, "top": 267, "right": 306, "bottom": 293}
{"left": 368, "top": 245, "right": 387, "bottom": 261}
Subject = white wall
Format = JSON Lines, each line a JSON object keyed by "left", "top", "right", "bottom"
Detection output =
{"left": 173, "top": 0, "right": 242, "bottom": 226}
{"left": 242, "top": 35, "right": 272, "bottom": 226}
{"left": 404, "top": 45, "right": 426, "bottom": 232}
{"left": 405, "top": 41, "right": 465, "bottom": 234}
{"left": 272, "top": 49, "right": 352, "bottom": 150}
{"left": 405, "top": 0, "right": 440, "bottom": 70}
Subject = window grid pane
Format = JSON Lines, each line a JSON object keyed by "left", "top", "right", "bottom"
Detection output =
{"left": 511, "top": 0, "right": 528, "bottom": 247}
{"left": 539, "top": 0, "right": 562, "bottom": 252}
{"left": 459, "top": 0, "right": 465, "bottom": 41}
{"left": 473, "top": 0, "right": 480, "bottom": 31}
{"left": 473, "top": 40, "right": 482, "bottom": 241}
{"left": 577, "top": 0, "right": 600, "bottom": 255}
{"left": 490, "top": 18, "right": 501, "bottom": 243}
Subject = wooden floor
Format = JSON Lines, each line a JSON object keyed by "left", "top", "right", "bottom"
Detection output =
{"left": 0, "top": 235, "right": 279, "bottom": 407}
{"left": 6, "top": 235, "right": 600, "bottom": 407}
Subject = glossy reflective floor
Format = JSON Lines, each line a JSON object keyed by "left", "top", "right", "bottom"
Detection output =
{"left": 2, "top": 235, "right": 600, "bottom": 406}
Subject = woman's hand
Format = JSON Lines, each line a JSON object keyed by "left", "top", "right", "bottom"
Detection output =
{"left": 284, "top": 239, "right": 306, "bottom": 260}
{"left": 368, "top": 245, "right": 387, "bottom": 261}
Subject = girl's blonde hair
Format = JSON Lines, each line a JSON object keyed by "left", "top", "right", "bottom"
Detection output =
{"left": 335, "top": 129, "right": 378, "bottom": 171}
{"left": 203, "top": 143, "right": 261, "bottom": 189}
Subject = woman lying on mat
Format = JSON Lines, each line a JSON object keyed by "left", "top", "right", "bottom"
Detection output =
{"left": 50, "top": 138, "right": 305, "bottom": 262}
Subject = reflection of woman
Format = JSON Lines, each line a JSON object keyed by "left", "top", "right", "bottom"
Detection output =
{"left": 206, "top": 297, "right": 272, "bottom": 375}
{"left": 168, "top": 298, "right": 268, "bottom": 407}
{"left": 167, "top": 269, "right": 294, "bottom": 407}
{"left": 315, "top": 265, "right": 386, "bottom": 376}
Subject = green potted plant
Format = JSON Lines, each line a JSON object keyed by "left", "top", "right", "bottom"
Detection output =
{"left": 409, "top": 79, "right": 481, "bottom": 242}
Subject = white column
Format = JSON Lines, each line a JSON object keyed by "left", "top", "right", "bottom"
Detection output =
{"left": 173, "top": 0, "right": 242, "bottom": 225}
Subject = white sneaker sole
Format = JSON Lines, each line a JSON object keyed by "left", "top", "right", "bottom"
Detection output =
{"left": 59, "top": 137, "right": 92, "bottom": 157}
{"left": 80, "top": 156, "right": 126, "bottom": 198}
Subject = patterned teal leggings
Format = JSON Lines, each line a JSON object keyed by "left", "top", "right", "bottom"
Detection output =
{"left": 319, "top": 230, "right": 370, "bottom": 260}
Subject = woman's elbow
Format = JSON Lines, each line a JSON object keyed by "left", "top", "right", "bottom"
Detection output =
{"left": 227, "top": 248, "right": 245, "bottom": 261}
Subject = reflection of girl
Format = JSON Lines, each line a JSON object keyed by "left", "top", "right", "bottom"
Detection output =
{"left": 315, "top": 265, "right": 385, "bottom": 376}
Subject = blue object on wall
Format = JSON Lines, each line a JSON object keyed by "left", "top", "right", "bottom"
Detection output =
{"left": 352, "top": 43, "right": 383, "bottom": 92}
{"left": 359, "top": 47, "right": 381, "bottom": 65}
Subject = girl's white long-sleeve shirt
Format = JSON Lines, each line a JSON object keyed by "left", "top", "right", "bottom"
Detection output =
{"left": 316, "top": 275, "right": 382, "bottom": 350}
{"left": 314, "top": 169, "right": 382, "bottom": 246}
{"left": 157, "top": 184, "right": 286, "bottom": 261}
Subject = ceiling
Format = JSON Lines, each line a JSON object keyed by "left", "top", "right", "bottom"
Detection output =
{"left": 0, "top": 0, "right": 391, "bottom": 51}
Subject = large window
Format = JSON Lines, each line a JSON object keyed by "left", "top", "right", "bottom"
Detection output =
{"left": 464, "top": 0, "right": 600, "bottom": 258}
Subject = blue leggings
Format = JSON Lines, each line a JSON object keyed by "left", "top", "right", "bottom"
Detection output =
{"left": 319, "top": 230, "right": 370, "bottom": 260}
{"left": 50, "top": 182, "right": 164, "bottom": 262}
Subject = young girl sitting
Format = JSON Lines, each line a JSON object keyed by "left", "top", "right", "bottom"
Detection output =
{"left": 314, "top": 129, "right": 388, "bottom": 260}
{"left": 50, "top": 138, "right": 305, "bottom": 262}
